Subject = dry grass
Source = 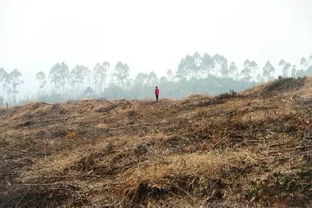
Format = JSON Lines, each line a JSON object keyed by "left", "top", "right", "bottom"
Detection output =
{"left": 1, "top": 77, "right": 312, "bottom": 207}
{"left": 121, "top": 149, "right": 257, "bottom": 190}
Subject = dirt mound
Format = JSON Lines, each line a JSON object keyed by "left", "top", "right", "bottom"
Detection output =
{"left": 1, "top": 77, "right": 312, "bottom": 207}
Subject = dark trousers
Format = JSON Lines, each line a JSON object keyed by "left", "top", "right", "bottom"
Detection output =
{"left": 156, "top": 94, "right": 159, "bottom": 101}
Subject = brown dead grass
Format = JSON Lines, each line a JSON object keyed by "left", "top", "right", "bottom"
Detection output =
{"left": 1, "top": 76, "right": 312, "bottom": 207}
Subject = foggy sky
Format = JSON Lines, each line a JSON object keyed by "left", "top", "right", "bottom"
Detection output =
{"left": 1, "top": 0, "right": 312, "bottom": 79}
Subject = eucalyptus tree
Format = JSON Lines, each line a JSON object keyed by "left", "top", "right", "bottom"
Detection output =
{"left": 278, "top": 59, "right": 286, "bottom": 77}
{"left": 166, "top": 69, "right": 174, "bottom": 81}
{"left": 279, "top": 59, "right": 286, "bottom": 66}
{"left": 83, "top": 86, "right": 95, "bottom": 99}
{"left": 49, "top": 62, "right": 70, "bottom": 93}
{"left": 112, "top": 62, "right": 130, "bottom": 87}
{"left": 218, "top": 55, "right": 230, "bottom": 78}
{"left": 35, "top": 71, "right": 47, "bottom": 100}
{"left": 134, "top": 72, "right": 149, "bottom": 86}
{"left": 201, "top": 53, "right": 213, "bottom": 78}
{"left": 146, "top": 72, "right": 158, "bottom": 86}
{"left": 262, "top": 61, "right": 275, "bottom": 81}
{"left": 70, "top": 65, "right": 90, "bottom": 94}
{"left": 282, "top": 62, "right": 292, "bottom": 77}
{"left": 8, "top": 69, "right": 23, "bottom": 104}
{"left": 177, "top": 55, "right": 195, "bottom": 80}
{"left": 35, "top": 71, "right": 47, "bottom": 90}
{"left": 0, "top": 68, "right": 9, "bottom": 99}
{"left": 296, "top": 57, "right": 308, "bottom": 77}
{"left": 93, "top": 62, "right": 109, "bottom": 93}
{"left": 212, "top": 54, "right": 228, "bottom": 78}
{"left": 300, "top": 57, "right": 308, "bottom": 69}
{"left": 192, "top": 51, "right": 202, "bottom": 79}
{"left": 240, "top": 59, "right": 253, "bottom": 81}
{"left": 249, "top": 61, "right": 259, "bottom": 81}
{"left": 291, "top": 65, "right": 297, "bottom": 78}
{"left": 228, "top": 62, "right": 238, "bottom": 79}
{"left": 297, "top": 57, "right": 312, "bottom": 77}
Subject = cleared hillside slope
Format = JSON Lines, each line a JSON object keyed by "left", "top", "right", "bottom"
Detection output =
{"left": 0, "top": 77, "right": 311, "bottom": 207}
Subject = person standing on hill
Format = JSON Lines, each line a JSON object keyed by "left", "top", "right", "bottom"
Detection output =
{"left": 155, "top": 86, "right": 160, "bottom": 102}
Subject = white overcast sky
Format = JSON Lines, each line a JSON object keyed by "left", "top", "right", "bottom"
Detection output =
{"left": 1, "top": 0, "right": 312, "bottom": 78}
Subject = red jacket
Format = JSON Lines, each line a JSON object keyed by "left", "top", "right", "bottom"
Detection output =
{"left": 155, "top": 88, "right": 160, "bottom": 95}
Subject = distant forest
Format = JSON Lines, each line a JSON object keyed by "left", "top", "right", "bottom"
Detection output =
{"left": 1, "top": 52, "right": 312, "bottom": 105}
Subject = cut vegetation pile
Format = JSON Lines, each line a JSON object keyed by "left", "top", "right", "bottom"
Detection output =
{"left": 0, "top": 77, "right": 312, "bottom": 207}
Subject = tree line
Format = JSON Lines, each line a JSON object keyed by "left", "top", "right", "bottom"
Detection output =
{"left": 0, "top": 69, "right": 23, "bottom": 105}
{"left": 1, "top": 52, "right": 312, "bottom": 105}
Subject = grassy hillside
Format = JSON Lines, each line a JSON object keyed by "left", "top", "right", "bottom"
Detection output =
{"left": 0, "top": 77, "right": 311, "bottom": 208}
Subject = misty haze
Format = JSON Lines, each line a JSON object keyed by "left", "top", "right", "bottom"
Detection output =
{"left": 0, "top": 0, "right": 311, "bottom": 207}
